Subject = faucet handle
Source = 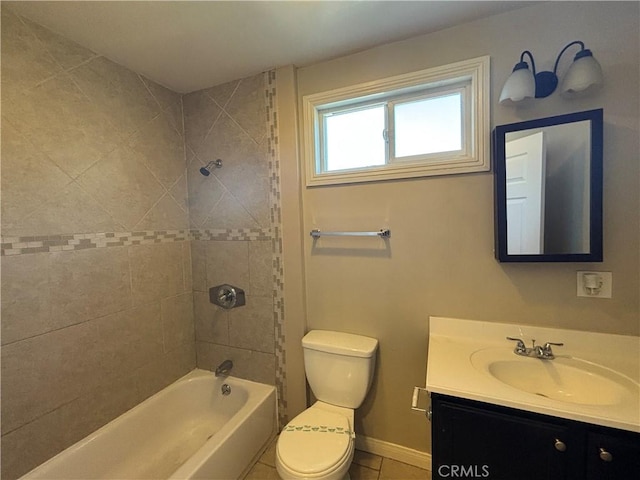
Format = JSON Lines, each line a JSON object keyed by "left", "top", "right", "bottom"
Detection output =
{"left": 506, "top": 336, "right": 527, "bottom": 354}
{"left": 539, "top": 342, "right": 564, "bottom": 359}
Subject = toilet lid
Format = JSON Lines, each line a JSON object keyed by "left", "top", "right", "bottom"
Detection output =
{"left": 278, "top": 408, "right": 353, "bottom": 475}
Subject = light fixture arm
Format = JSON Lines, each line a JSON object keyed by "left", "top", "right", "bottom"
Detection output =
{"left": 519, "top": 50, "right": 537, "bottom": 76}
{"left": 552, "top": 40, "right": 586, "bottom": 75}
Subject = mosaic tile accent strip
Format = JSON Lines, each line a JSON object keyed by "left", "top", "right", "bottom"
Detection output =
{"left": 1, "top": 230, "right": 190, "bottom": 256}
{"left": 1, "top": 228, "right": 272, "bottom": 256}
{"left": 265, "top": 69, "right": 288, "bottom": 428}
{"left": 191, "top": 228, "right": 271, "bottom": 241}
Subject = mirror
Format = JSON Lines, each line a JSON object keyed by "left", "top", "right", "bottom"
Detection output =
{"left": 494, "top": 109, "right": 603, "bottom": 262}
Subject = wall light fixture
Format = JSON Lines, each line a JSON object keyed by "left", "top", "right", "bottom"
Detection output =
{"left": 499, "top": 40, "right": 603, "bottom": 106}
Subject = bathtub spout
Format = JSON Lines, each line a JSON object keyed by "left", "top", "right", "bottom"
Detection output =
{"left": 215, "top": 359, "right": 233, "bottom": 377}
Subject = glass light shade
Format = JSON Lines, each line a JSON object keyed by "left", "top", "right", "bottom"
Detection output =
{"left": 499, "top": 67, "right": 536, "bottom": 105}
{"left": 560, "top": 53, "right": 603, "bottom": 97}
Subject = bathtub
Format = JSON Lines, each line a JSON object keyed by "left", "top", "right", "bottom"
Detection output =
{"left": 22, "top": 369, "right": 277, "bottom": 480}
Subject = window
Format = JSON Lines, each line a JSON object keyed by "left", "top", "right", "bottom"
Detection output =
{"left": 302, "top": 56, "right": 490, "bottom": 186}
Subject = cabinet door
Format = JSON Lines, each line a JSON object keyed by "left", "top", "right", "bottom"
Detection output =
{"left": 432, "top": 395, "right": 579, "bottom": 480}
{"left": 586, "top": 431, "right": 640, "bottom": 480}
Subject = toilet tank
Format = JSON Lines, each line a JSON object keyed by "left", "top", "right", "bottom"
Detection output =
{"left": 302, "top": 330, "right": 378, "bottom": 409}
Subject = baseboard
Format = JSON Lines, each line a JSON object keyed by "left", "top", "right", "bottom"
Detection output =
{"left": 355, "top": 435, "right": 432, "bottom": 471}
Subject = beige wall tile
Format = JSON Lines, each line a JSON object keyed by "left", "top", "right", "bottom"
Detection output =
{"left": 94, "top": 303, "right": 164, "bottom": 381}
{"left": 2, "top": 73, "right": 123, "bottom": 179}
{"left": 0, "top": 118, "right": 72, "bottom": 228}
{"left": 70, "top": 56, "right": 161, "bottom": 137}
{"left": 228, "top": 295, "right": 274, "bottom": 353}
{"left": 183, "top": 89, "right": 222, "bottom": 154}
{"left": 169, "top": 172, "right": 189, "bottom": 212}
{"left": 161, "top": 292, "right": 195, "bottom": 352}
{"left": 182, "top": 241, "right": 193, "bottom": 292}
{"left": 201, "top": 192, "right": 261, "bottom": 230}
{"left": 249, "top": 241, "right": 274, "bottom": 297}
{"left": 128, "top": 110, "right": 186, "bottom": 189}
{"left": 193, "top": 291, "right": 229, "bottom": 344}
{"left": 76, "top": 145, "right": 166, "bottom": 230}
{"left": 224, "top": 73, "right": 266, "bottom": 143}
{"left": 19, "top": 16, "right": 96, "bottom": 70}
{"left": 129, "top": 242, "right": 185, "bottom": 306}
{"left": 1, "top": 253, "right": 52, "bottom": 345}
{"left": 134, "top": 193, "right": 189, "bottom": 231}
{"left": 49, "top": 247, "right": 132, "bottom": 328}
{"left": 205, "top": 240, "right": 249, "bottom": 292}
{"left": 190, "top": 240, "right": 208, "bottom": 292}
{"left": 140, "top": 75, "right": 181, "bottom": 111}
{"left": 203, "top": 79, "right": 239, "bottom": 108}
{"left": 1, "top": 321, "right": 102, "bottom": 435}
{"left": 0, "top": 8, "right": 62, "bottom": 96}
{"left": 9, "top": 182, "right": 118, "bottom": 236}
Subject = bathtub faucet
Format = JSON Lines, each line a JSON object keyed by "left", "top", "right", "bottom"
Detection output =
{"left": 215, "top": 359, "right": 233, "bottom": 377}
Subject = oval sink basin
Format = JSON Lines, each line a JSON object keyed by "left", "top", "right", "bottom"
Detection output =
{"left": 471, "top": 348, "right": 639, "bottom": 406}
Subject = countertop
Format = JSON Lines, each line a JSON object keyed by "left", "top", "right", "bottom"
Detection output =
{"left": 426, "top": 317, "right": 640, "bottom": 433}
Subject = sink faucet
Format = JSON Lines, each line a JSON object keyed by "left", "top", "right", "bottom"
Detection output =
{"left": 506, "top": 337, "right": 564, "bottom": 359}
{"left": 215, "top": 359, "right": 233, "bottom": 377}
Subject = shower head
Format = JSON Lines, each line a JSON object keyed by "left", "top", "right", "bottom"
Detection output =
{"left": 199, "top": 159, "right": 223, "bottom": 176}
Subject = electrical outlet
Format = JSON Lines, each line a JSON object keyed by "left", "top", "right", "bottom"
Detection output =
{"left": 577, "top": 271, "right": 612, "bottom": 298}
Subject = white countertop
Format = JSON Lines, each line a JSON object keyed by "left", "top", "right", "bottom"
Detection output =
{"left": 426, "top": 317, "right": 640, "bottom": 433}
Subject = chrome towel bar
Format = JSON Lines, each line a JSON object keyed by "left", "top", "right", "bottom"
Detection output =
{"left": 309, "top": 229, "right": 391, "bottom": 238}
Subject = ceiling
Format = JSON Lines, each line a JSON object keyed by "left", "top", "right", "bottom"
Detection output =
{"left": 6, "top": 1, "right": 536, "bottom": 93}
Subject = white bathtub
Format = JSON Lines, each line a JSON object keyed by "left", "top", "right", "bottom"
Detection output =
{"left": 22, "top": 369, "right": 277, "bottom": 480}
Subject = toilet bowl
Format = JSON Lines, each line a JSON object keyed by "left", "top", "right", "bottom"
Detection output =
{"left": 276, "top": 402, "right": 355, "bottom": 480}
{"left": 275, "top": 330, "right": 378, "bottom": 480}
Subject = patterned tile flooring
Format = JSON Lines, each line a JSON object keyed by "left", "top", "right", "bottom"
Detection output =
{"left": 244, "top": 437, "right": 432, "bottom": 480}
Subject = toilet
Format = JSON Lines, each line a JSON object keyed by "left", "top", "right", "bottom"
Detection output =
{"left": 276, "top": 330, "right": 378, "bottom": 480}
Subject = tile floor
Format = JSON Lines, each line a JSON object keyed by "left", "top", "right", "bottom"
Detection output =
{"left": 244, "top": 437, "right": 432, "bottom": 480}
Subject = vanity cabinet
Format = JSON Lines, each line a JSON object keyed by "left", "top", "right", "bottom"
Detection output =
{"left": 431, "top": 394, "right": 640, "bottom": 480}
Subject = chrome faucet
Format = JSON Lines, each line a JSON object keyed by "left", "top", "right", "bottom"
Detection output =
{"left": 506, "top": 337, "right": 564, "bottom": 360}
{"left": 214, "top": 359, "right": 233, "bottom": 377}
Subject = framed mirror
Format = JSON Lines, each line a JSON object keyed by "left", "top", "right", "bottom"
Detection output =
{"left": 494, "top": 109, "right": 603, "bottom": 262}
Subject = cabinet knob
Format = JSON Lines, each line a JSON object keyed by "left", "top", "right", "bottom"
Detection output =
{"left": 599, "top": 448, "right": 613, "bottom": 462}
{"left": 554, "top": 439, "right": 567, "bottom": 452}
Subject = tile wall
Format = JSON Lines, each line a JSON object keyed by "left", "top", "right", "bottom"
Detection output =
{"left": 1, "top": 7, "right": 286, "bottom": 478}
{"left": 0, "top": 8, "right": 195, "bottom": 478}
{"left": 183, "top": 74, "right": 284, "bottom": 391}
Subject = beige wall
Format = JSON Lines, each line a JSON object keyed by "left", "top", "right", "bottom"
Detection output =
{"left": 289, "top": 1, "right": 639, "bottom": 454}
{"left": 0, "top": 8, "right": 196, "bottom": 478}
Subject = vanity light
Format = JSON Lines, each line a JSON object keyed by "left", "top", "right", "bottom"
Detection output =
{"left": 499, "top": 40, "right": 603, "bottom": 106}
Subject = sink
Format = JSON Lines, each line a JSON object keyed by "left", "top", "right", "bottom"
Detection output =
{"left": 471, "top": 348, "right": 639, "bottom": 406}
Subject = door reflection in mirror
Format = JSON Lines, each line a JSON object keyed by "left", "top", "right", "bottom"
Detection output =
{"left": 505, "top": 121, "right": 591, "bottom": 255}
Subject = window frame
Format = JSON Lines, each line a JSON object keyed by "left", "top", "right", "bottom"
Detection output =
{"left": 302, "top": 56, "right": 490, "bottom": 186}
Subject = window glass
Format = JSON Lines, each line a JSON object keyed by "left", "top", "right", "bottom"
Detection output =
{"left": 323, "top": 105, "right": 386, "bottom": 171}
{"left": 393, "top": 93, "right": 463, "bottom": 159}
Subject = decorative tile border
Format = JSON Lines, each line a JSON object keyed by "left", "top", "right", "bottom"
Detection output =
{"left": 265, "top": 69, "right": 288, "bottom": 428}
{"left": 191, "top": 228, "right": 271, "bottom": 241}
{"left": 1, "top": 228, "right": 272, "bottom": 256}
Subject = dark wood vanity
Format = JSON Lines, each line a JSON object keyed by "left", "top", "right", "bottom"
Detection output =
{"left": 431, "top": 393, "right": 640, "bottom": 480}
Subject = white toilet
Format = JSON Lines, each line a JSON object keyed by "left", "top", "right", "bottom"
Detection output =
{"left": 276, "top": 330, "right": 378, "bottom": 480}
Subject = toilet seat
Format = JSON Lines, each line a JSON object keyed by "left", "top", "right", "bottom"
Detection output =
{"left": 277, "top": 407, "right": 354, "bottom": 477}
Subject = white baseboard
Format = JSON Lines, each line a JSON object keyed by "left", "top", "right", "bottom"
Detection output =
{"left": 355, "top": 435, "right": 432, "bottom": 471}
